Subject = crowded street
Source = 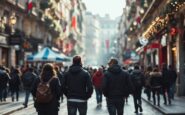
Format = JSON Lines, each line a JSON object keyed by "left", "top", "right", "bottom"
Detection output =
{"left": 1, "top": 0, "right": 185, "bottom": 115}
{"left": 1, "top": 94, "right": 163, "bottom": 115}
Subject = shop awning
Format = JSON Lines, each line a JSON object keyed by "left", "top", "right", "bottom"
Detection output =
{"left": 27, "top": 47, "right": 70, "bottom": 62}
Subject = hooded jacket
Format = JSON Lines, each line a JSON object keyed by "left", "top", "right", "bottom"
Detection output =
{"left": 130, "top": 69, "right": 145, "bottom": 89}
{"left": 0, "top": 70, "right": 10, "bottom": 89}
{"left": 102, "top": 64, "right": 132, "bottom": 99}
{"left": 62, "top": 65, "right": 93, "bottom": 100}
{"left": 150, "top": 72, "right": 162, "bottom": 88}
{"left": 92, "top": 70, "right": 104, "bottom": 88}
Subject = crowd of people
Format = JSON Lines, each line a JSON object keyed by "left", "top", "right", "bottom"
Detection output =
{"left": 0, "top": 56, "right": 177, "bottom": 115}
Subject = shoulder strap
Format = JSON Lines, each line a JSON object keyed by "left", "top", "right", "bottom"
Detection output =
{"left": 47, "top": 77, "right": 55, "bottom": 84}
{"left": 39, "top": 76, "right": 55, "bottom": 84}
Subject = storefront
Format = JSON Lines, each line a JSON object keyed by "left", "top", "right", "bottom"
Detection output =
{"left": 0, "top": 33, "right": 9, "bottom": 67}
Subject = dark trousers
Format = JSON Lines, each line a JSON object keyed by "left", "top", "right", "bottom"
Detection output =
{"left": 11, "top": 89, "right": 19, "bottom": 101}
{"left": 162, "top": 86, "right": 171, "bottom": 104}
{"left": 106, "top": 98, "right": 125, "bottom": 115}
{"left": 38, "top": 111, "right": 58, "bottom": 115}
{"left": 170, "top": 83, "right": 175, "bottom": 99}
{"left": 67, "top": 101, "right": 87, "bottom": 115}
{"left": 24, "top": 90, "right": 31, "bottom": 106}
{"left": 95, "top": 88, "right": 103, "bottom": 104}
{"left": 145, "top": 87, "right": 151, "bottom": 101}
{"left": 133, "top": 89, "right": 142, "bottom": 112}
{"left": 152, "top": 88, "right": 161, "bottom": 105}
{"left": 0, "top": 88, "right": 6, "bottom": 101}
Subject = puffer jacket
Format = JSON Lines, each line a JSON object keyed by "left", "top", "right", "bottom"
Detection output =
{"left": 62, "top": 65, "right": 93, "bottom": 100}
{"left": 102, "top": 64, "right": 133, "bottom": 99}
{"left": 150, "top": 72, "right": 162, "bottom": 88}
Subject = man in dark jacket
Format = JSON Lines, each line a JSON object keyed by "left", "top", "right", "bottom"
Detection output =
{"left": 130, "top": 65, "right": 145, "bottom": 114}
{"left": 102, "top": 58, "right": 132, "bottom": 115}
{"left": 161, "top": 63, "right": 171, "bottom": 105}
{"left": 62, "top": 56, "right": 93, "bottom": 115}
{"left": 168, "top": 65, "right": 177, "bottom": 100}
{"left": 0, "top": 66, "right": 10, "bottom": 102}
{"left": 22, "top": 67, "right": 37, "bottom": 107}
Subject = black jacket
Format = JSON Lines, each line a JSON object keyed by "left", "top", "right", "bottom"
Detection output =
{"left": 162, "top": 68, "right": 171, "bottom": 87}
{"left": 130, "top": 70, "right": 145, "bottom": 89}
{"left": 9, "top": 73, "right": 21, "bottom": 91}
{"left": 22, "top": 71, "right": 37, "bottom": 90}
{"left": 62, "top": 65, "right": 93, "bottom": 100}
{"left": 150, "top": 72, "right": 162, "bottom": 88}
{"left": 0, "top": 70, "right": 10, "bottom": 89}
{"left": 31, "top": 76, "right": 61, "bottom": 112}
{"left": 168, "top": 69, "right": 177, "bottom": 85}
{"left": 102, "top": 64, "right": 132, "bottom": 99}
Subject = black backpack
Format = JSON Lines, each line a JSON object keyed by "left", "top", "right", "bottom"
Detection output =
{"left": 132, "top": 72, "right": 143, "bottom": 88}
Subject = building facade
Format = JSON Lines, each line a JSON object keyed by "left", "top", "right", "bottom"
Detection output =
{"left": 119, "top": 0, "right": 185, "bottom": 96}
{"left": 0, "top": 0, "right": 87, "bottom": 67}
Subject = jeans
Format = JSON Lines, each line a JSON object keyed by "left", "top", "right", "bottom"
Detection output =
{"left": 11, "top": 89, "right": 19, "bottom": 102}
{"left": 133, "top": 89, "right": 142, "bottom": 112}
{"left": 95, "top": 88, "right": 102, "bottom": 104}
{"left": 24, "top": 90, "right": 31, "bottom": 106}
{"left": 67, "top": 101, "right": 87, "bottom": 115}
{"left": 0, "top": 88, "right": 6, "bottom": 101}
{"left": 106, "top": 98, "right": 125, "bottom": 115}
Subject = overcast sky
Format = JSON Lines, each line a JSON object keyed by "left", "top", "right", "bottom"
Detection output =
{"left": 83, "top": 0, "right": 126, "bottom": 19}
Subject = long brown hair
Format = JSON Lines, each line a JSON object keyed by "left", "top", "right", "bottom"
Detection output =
{"left": 40, "top": 63, "right": 56, "bottom": 80}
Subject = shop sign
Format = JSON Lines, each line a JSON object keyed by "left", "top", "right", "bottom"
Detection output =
{"left": 0, "top": 35, "right": 7, "bottom": 45}
{"left": 161, "top": 34, "right": 167, "bottom": 47}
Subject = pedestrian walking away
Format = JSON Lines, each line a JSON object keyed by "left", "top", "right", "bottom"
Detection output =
{"left": 161, "top": 63, "right": 172, "bottom": 105}
{"left": 55, "top": 65, "right": 64, "bottom": 103}
{"left": 144, "top": 66, "right": 152, "bottom": 101}
{"left": 9, "top": 68, "right": 21, "bottom": 102}
{"left": 150, "top": 67, "right": 162, "bottom": 106}
{"left": 0, "top": 66, "right": 10, "bottom": 102}
{"left": 92, "top": 67, "right": 104, "bottom": 107}
{"left": 22, "top": 67, "right": 37, "bottom": 108}
{"left": 31, "top": 63, "right": 61, "bottom": 115}
{"left": 102, "top": 58, "right": 133, "bottom": 115}
{"left": 62, "top": 56, "right": 93, "bottom": 115}
{"left": 130, "top": 65, "right": 145, "bottom": 114}
{"left": 168, "top": 65, "right": 177, "bottom": 100}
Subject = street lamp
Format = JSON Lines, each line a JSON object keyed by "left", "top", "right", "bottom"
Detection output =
{"left": 9, "top": 13, "right": 17, "bottom": 33}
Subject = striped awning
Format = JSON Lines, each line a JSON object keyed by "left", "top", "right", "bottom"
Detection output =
{"left": 27, "top": 47, "right": 70, "bottom": 62}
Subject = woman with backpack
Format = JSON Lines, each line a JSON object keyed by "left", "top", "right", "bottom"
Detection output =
{"left": 31, "top": 63, "right": 61, "bottom": 115}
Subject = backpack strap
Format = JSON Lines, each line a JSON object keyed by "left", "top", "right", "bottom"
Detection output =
{"left": 47, "top": 77, "right": 55, "bottom": 84}
{"left": 40, "top": 76, "right": 55, "bottom": 84}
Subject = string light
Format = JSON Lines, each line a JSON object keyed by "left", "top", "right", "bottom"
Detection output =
{"left": 142, "top": 0, "right": 185, "bottom": 39}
